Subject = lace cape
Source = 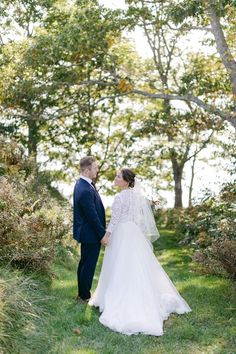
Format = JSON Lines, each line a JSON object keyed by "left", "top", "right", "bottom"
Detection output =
{"left": 107, "top": 188, "right": 160, "bottom": 243}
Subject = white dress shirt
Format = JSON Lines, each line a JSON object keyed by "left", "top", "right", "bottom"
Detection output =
{"left": 80, "top": 175, "right": 95, "bottom": 188}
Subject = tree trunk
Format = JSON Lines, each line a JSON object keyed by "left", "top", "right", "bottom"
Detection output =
{"left": 188, "top": 153, "right": 197, "bottom": 207}
{"left": 27, "top": 119, "right": 38, "bottom": 163}
{"left": 171, "top": 157, "right": 183, "bottom": 208}
{"left": 162, "top": 98, "right": 185, "bottom": 208}
{"left": 207, "top": 2, "right": 236, "bottom": 98}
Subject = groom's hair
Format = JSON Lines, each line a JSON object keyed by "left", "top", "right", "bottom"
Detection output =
{"left": 80, "top": 156, "right": 96, "bottom": 172}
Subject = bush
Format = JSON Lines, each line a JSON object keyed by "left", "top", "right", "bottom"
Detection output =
{"left": 177, "top": 182, "right": 236, "bottom": 279}
{"left": 0, "top": 137, "right": 35, "bottom": 178}
{"left": 0, "top": 138, "right": 72, "bottom": 274}
{"left": 154, "top": 208, "right": 185, "bottom": 229}
{"left": 0, "top": 176, "right": 71, "bottom": 274}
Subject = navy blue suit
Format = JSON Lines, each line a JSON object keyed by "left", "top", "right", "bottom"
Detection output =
{"left": 73, "top": 178, "right": 106, "bottom": 300}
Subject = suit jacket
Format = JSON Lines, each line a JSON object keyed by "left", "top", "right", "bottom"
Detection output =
{"left": 73, "top": 178, "right": 106, "bottom": 243}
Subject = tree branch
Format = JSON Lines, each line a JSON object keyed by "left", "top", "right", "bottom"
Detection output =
{"left": 130, "top": 88, "right": 236, "bottom": 128}
{"left": 185, "top": 130, "right": 214, "bottom": 163}
{"left": 207, "top": 1, "right": 236, "bottom": 97}
{"left": 167, "top": 23, "right": 212, "bottom": 32}
{"left": 42, "top": 79, "right": 236, "bottom": 129}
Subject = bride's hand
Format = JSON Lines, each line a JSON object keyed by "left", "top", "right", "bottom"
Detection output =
{"left": 149, "top": 198, "right": 161, "bottom": 207}
{"left": 101, "top": 232, "right": 111, "bottom": 246}
{"left": 152, "top": 199, "right": 161, "bottom": 206}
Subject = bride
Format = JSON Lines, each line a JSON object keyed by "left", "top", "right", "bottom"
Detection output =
{"left": 89, "top": 168, "right": 191, "bottom": 336}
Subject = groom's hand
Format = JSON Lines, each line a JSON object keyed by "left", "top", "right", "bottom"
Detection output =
{"left": 101, "top": 232, "right": 110, "bottom": 246}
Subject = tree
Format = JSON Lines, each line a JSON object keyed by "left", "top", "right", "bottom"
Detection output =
{"left": 0, "top": 0, "right": 55, "bottom": 161}
{"left": 0, "top": 0, "right": 123, "bottom": 166}
{"left": 0, "top": 0, "right": 54, "bottom": 41}
{"left": 117, "top": 0, "right": 224, "bottom": 206}
{"left": 120, "top": 0, "right": 236, "bottom": 128}
{"left": 169, "top": 0, "right": 236, "bottom": 101}
{"left": 130, "top": 99, "right": 221, "bottom": 207}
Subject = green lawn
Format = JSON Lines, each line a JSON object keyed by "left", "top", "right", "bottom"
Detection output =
{"left": 23, "top": 230, "right": 236, "bottom": 354}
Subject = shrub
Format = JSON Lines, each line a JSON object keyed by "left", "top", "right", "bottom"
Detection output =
{"left": 0, "top": 137, "right": 72, "bottom": 274}
{"left": 154, "top": 208, "right": 186, "bottom": 229}
{"left": 177, "top": 182, "right": 236, "bottom": 279}
{"left": 0, "top": 137, "right": 35, "bottom": 178}
{"left": 0, "top": 176, "right": 71, "bottom": 274}
{"left": 210, "top": 238, "right": 236, "bottom": 278}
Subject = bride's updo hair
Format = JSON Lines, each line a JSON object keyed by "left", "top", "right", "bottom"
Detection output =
{"left": 121, "top": 168, "right": 136, "bottom": 188}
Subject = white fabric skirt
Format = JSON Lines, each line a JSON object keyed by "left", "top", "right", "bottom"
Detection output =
{"left": 89, "top": 221, "right": 191, "bottom": 336}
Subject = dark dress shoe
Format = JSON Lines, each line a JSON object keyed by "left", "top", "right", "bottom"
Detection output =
{"left": 75, "top": 295, "right": 90, "bottom": 303}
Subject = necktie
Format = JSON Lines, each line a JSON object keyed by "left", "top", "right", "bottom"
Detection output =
{"left": 91, "top": 182, "right": 97, "bottom": 190}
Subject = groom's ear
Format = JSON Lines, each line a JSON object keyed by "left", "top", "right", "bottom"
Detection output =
{"left": 83, "top": 167, "right": 91, "bottom": 175}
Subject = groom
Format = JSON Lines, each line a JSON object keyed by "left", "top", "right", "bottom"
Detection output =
{"left": 73, "top": 156, "right": 108, "bottom": 302}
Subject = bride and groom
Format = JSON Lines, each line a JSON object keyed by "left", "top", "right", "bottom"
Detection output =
{"left": 73, "top": 156, "right": 191, "bottom": 336}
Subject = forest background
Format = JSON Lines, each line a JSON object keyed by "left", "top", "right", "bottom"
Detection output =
{"left": 0, "top": 1, "right": 235, "bottom": 353}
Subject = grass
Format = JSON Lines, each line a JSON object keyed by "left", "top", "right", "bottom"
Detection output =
{"left": 0, "top": 266, "right": 49, "bottom": 354}
{"left": 2, "top": 230, "right": 236, "bottom": 354}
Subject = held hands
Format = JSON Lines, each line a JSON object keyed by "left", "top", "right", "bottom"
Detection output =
{"left": 101, "top": 231, "right": 111, "bottom": 247}
{"left": 150, "top": 198, "right": 162, "bottom": 209}
{"left": 152, "top": 199, "right": 161, "bottom": 206}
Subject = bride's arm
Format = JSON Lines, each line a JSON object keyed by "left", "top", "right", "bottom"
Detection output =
{"left": 106, "top": 194, "right": 123, "bottom": 234}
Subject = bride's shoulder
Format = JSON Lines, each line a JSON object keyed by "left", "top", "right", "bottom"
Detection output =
{"left": 115, "top": 189, "right": 130, "bottom": 198}
{"left": 120, "top": 188, "right": 131, "bottom": 194}
{"left": 119, "top": 188, "right": 133, "bottom": 198}
{"left": 112, "top": 189, "right": 132, "bottom": 207}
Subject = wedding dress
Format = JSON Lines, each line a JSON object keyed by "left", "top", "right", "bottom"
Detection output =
{"left": 89, "top": 188, "right": 191, "bottom": 336}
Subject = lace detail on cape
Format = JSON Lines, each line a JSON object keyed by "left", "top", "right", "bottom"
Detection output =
{"left": 107, "top": 189, "right": 159, "bottom": 243}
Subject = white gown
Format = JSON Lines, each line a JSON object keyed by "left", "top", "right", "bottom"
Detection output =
{"left": 89, "top": 189, "right": 191, "bottom": 336}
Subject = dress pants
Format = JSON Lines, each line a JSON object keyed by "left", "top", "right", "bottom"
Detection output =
{"left": 77, "top": 243, "right": 101, "bottom": 300}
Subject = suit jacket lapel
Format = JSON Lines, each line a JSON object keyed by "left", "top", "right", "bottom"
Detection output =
{"left": 79, "top": 178, "right": 103, "bottom": 205}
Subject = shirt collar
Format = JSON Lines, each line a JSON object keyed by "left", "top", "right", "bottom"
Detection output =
{"left": 80, "top": 175, "right": 92, "bottom": 185}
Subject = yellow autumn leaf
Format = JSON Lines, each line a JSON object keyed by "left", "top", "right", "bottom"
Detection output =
{"left": 117, "top": 79, "right": 133, "bottom": 92}
{"left": 8, "top": 165, "right": 20, "bottom": 175}
{"left": 106, "top": 35, "right": 116, "bottom": 49}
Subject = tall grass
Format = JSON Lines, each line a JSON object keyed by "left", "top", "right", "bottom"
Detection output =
{"left": 0, "top": 267, "right": 49, "bottom": 354}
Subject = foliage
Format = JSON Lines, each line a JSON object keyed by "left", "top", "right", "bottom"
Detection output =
{"left": 0, "top": 0, "right": 235, "bottom": 243}
{"left": 192, "top": 235, "right": 236, "bottom": 280}
{"left": 123, "top": 0, "right": 231, "bottom": 207}
{"left": 131, "top": 96, "right": 225, "bottom": 207}
{"left": 0, "top": 0, "right": 123, "bottom": 168}
{"left": 0, "top": 266, "right": 49, "bottom": 354}
{"left": 179, "top": 53, "right": 231, "bottom": 98}
{"left": 168, "top": 0, "right": 236, "bottom": 28}
{"left": 0, "top": 137, "right": 71, "bottom": 274}
{"left": 155, "top": 207, "right": 186, "bottom": 229}
{"left": 176, "top": 181, "right": 236, "bottom": 279}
